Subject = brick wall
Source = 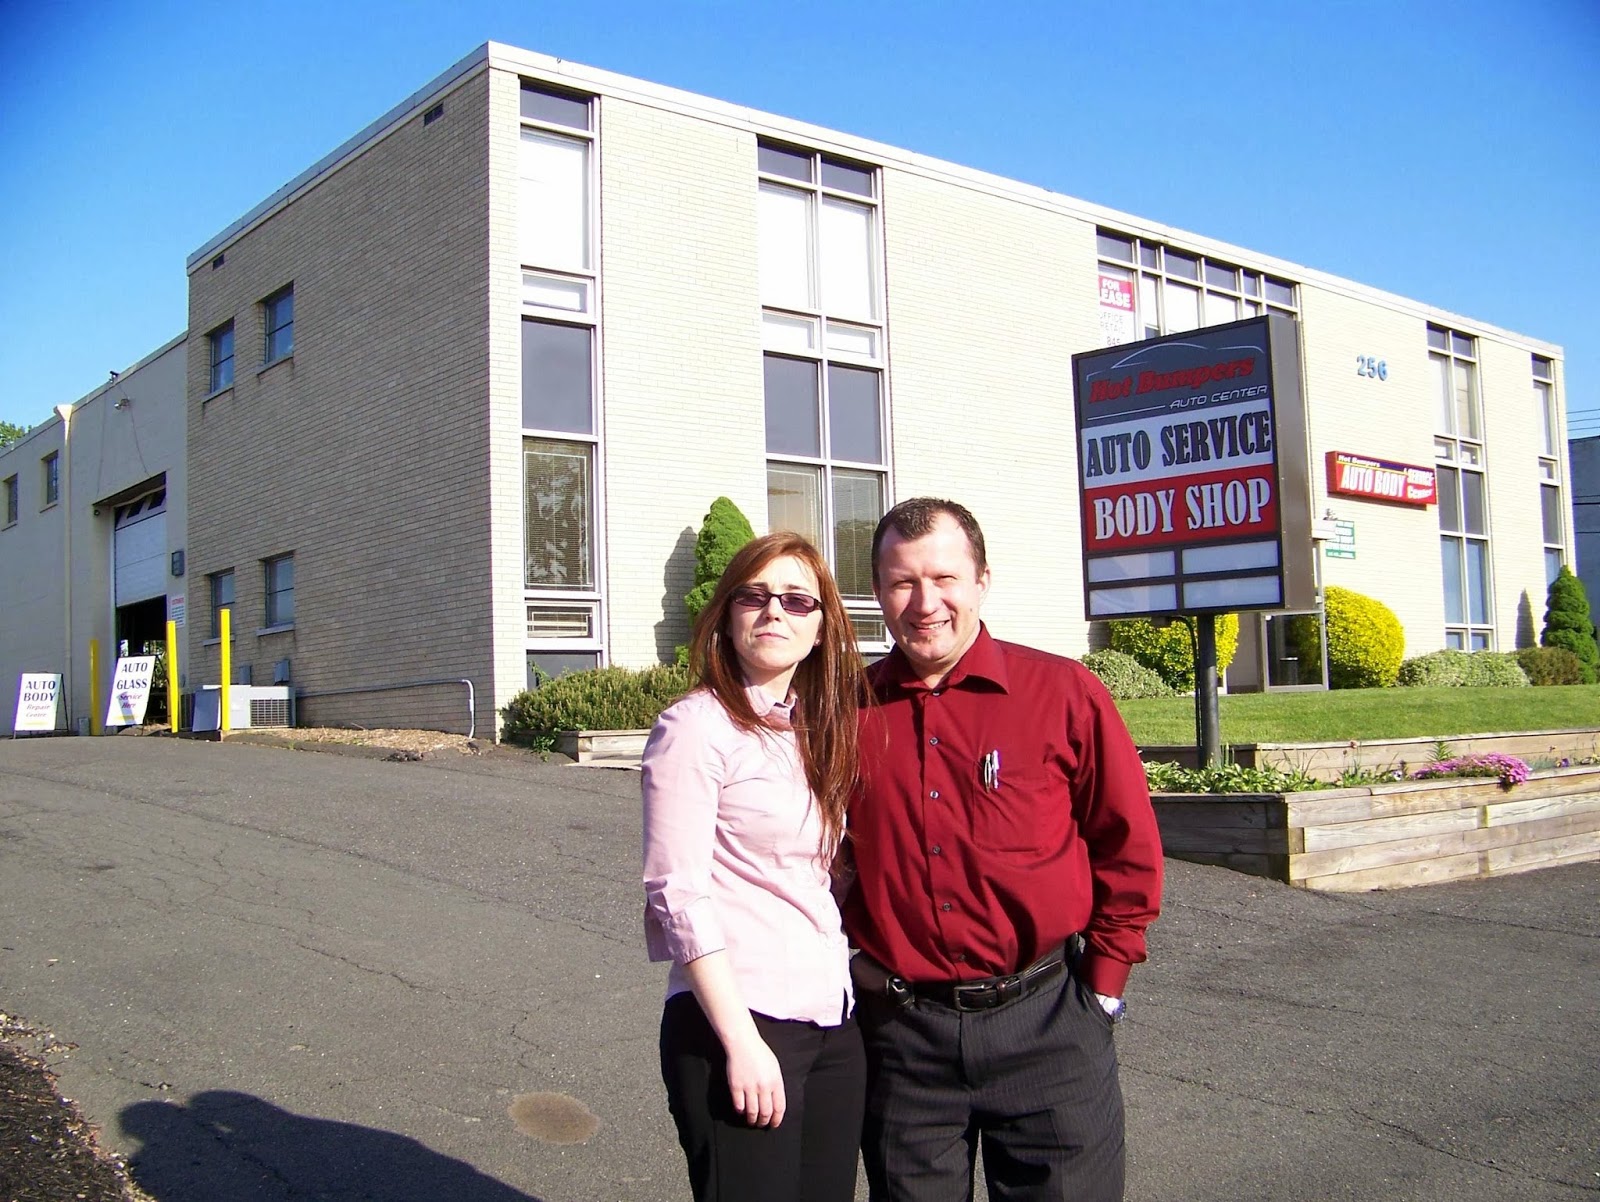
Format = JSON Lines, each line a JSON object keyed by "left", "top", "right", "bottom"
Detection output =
{"left": 186, "top": 69, "right": 496, "bottom": 734}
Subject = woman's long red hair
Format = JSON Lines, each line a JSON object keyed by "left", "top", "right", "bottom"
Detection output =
{"left": 688, "top": 532, "right": 866, "bottom": 863}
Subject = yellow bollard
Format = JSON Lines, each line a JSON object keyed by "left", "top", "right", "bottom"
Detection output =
{"left": 88, "top": 638, "right": 102, "bottom": 736}
{"left": 166, "top": 619, "right": 180, "bottom": 734}
{"left": 219, "top": 608, "right": 231, "bottom": 734}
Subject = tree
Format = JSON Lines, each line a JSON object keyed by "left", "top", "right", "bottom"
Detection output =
{"left": 0, "top": 420, "right": 26, "bottom": 450}
{"left": 674, "top": 497, "right": 756, "bottom": 664}
{"left": 1540, "top": 566, "right": 1598, "bottom": 683}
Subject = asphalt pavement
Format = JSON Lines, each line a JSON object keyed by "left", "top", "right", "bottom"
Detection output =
{"left": 1, "top": 737, "right": 1596, "bottom": 1201}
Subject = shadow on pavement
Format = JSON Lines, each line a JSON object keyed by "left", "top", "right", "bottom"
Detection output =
{"left": 121, "top": 1090, "right": 542, "bottom": 1201}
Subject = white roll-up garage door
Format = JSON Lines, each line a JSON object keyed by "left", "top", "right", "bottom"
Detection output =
{"left": 114, "top": 491, "right": 167, "bottom": 606}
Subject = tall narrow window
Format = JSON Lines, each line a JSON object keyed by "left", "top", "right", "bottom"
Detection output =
{"left": 3, "top": 475, "right": 16, "bottom": 525}
{"left": 1431, "top": 325, "right": 1491, "bottom": 649}
{"left": 1095, "top": 229, "right": 1297, "bottom": 347}
{"left": 519, "top": 80, "right": 603, "bottom": 675}
{"left": 263, "top": 554, "right": 295, "bottom": 627}
{"left": 263, "top": 285, "right": 294, "bottom": 363}
{"left": 1534, "top": 356, "right": 1564, "bottom": 585}
{"left": 758, "top": 141, "right": 888, "bottom": 643}
{"left": 42, "top": 452, "right": 59, "bottom": 506}
{"left": 209, "top": 570, "right": 235, "bottom": 639}
{"left": 208, "top": 321, "right": 235, "bottom": 393}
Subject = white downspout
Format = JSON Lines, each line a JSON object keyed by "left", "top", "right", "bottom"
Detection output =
{"left": 54, "top": 403, "right": 73, "bottom": 728}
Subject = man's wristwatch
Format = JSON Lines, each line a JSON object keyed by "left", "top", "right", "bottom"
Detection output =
{"left": 1092, "top": 992, "right": 1127, "bottom": 1024}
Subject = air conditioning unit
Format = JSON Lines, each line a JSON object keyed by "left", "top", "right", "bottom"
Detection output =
{"left": 191, "top": 685, "right": 296, "bottom": 731}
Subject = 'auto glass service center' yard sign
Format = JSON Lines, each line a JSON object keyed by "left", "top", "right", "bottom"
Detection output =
{"left": 1071, "top": 314, "right": 1316, "bottom": 619}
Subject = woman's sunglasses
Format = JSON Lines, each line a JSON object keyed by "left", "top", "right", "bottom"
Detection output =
{"left": 730, "top": 586, "right": 823, "bottom": 616}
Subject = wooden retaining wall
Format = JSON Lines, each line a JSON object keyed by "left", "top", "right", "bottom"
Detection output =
{"left": 1143, "top": 727, "right": 1600, "bottom": 776}
{"left": 1154, "top": 765, "right": 1600, "bottom": 891}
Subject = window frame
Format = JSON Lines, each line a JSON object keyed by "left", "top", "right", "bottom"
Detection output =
{"left": 1431, "top": 325, "right": 1492, "bottom": 649}
{"left": 208, "top": 569, "right": 235, "bottom": 641}
{"left": 208, "top": 320, "right": 235, "bottom": 394}
{"left": 3, "top": 474, "right": 16, "bottom": 526}
{"left": 41, "top": 452, "right": 59, "bottom": 507}
{"left": 262, "top": 554, "right": 295, "bottom": 630}
{"left": 1534, "top": 356, "right": 1564, "bottom": 585}
{"left": 518, "top": 78, "right": 606, "bottom": 668}
{"left": 262, "top": 285, "right": 295, "bottom": 366}
{"left": 1095, "top": 228, "right": 1298, "bottom": 345}
{"left": 758, "top": 141, "right": 891, "bottom": 645}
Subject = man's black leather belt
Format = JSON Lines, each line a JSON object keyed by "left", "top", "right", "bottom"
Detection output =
{"left": 908, "top": 942, "right": 1072, "bottom": 1013}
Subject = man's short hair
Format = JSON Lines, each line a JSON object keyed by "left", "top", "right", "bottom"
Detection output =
{"left": 871, "top": 497, "right": 988, "bottom": 580}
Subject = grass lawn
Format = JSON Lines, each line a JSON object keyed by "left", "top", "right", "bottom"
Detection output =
{"left": 1116, "top": 685, "right": 1600, "bottom": 746}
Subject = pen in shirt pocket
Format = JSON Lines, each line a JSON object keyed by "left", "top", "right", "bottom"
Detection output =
{"left": 980, "top": 749, "right": 1002, "bottom": 790}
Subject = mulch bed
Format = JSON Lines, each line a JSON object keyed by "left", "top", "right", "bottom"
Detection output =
{"left": 0, "top": 1016, "right": 149, "bottom": 1202}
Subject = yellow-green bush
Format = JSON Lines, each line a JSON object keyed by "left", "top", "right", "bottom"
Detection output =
{"left": 1289, "top": 586, "right": 1403, "bottom": 689}
{"left": 1107, "top": 614, "right": 1238, "bottom": 691}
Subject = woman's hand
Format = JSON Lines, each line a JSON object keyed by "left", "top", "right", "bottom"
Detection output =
{"left": 724, "top": 1031, "right": 786, "bottom": 1127}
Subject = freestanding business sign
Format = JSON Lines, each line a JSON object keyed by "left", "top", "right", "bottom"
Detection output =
{"left": 1071, "top": 314, "right": 1316, "bottom": 619}
{"left": 104, "top": 656, "right": 157, "bottom": 728}
{"left": 14, "top": 674, "right": 63, "bottom": 734}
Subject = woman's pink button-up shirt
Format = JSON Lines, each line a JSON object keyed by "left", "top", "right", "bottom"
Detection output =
{"left": 641, "top": 686, "right": 852, "bottom": 1026}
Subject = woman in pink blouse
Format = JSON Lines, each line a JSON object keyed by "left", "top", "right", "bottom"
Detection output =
{"left": 643, "top": 531, "right": 867, "bottom": 1202}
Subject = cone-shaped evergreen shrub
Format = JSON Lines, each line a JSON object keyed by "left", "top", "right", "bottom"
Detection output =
{"left": 1540, "top": 566, "right": 1598, "bottom": 683}
{"left": 685, "top": 497, "right": 756, "bottom": 627}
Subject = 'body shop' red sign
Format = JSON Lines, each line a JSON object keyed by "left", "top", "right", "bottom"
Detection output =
{"left": 1326, "top": 451, "right": 1436, "bottom": 506}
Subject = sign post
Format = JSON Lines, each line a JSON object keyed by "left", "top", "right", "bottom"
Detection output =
{"left": 1071, "top": 315, "right": 1314, "bottom": 765}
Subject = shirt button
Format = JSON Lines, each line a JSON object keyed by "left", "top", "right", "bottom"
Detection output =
{"left": 940, "top": 902, "right": 953, "bottom": 912}
{"left": 953, "top": 952, "right": 966, "bottom": 963}
{"left": 929, "top": 737, "right": 939, "bottom": 746}
{"left": 929, "top": 790, "right": 939, "bottom": 799}
{"left": 930, "top": 844, "right": 942, "bottom": 855}
{"left": 932, "top": 689, "right": 943, "bottom": 697}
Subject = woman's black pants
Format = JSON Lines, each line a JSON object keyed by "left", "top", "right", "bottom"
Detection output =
{"left": 659, "top": 991, "right": 866, "bottom": 1202}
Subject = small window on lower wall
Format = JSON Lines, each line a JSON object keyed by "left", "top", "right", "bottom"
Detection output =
{"left": 527, "top": 651, "right": 599, "bottom": 688}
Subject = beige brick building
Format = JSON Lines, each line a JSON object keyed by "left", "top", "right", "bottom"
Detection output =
{"left": 162, "top": 41, "right": 1571, "bottom": 734}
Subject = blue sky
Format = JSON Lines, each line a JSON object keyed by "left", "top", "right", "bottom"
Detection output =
{"left": 2, "top": 0, "right": 1596, "bottom": 437}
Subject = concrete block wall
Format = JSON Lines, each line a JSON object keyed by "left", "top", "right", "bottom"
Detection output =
{"left": 879, "top": 170, "right": 1095, "bottom": 655}
{"left": 0, "top": 423, "right": 69, "bottom": 730}
{"left": 0, "top": 337, "right": 187, "bottom": 734}
{"left": 1296, "top": 287, "right": 1445, "bottom": 653}
{"left": 185, "top": 68, "right": 496, "bottom": 735}
{"left": 595, "top": 96, "right": 765, "bottom": 667}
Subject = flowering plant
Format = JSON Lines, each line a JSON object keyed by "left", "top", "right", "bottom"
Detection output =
{"left": 1411, "top": 753, "right": 1532, "bottom": 789}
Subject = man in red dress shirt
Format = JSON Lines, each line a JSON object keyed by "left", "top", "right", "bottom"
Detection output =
{"left": 844, "top": 497, "right": 1163, "bottom": 1202}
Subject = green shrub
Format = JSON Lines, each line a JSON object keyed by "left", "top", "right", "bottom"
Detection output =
{"left": 1397, "top": 649, "right": 1470, "bottom": 687}
{"left": 1288, "top": 586, "right": 1403, "bottom": 689}
{"left": 1516, "top": 645, "right": 1587, "bottom": 686}
{"left": 1397, "top": 650, "right": 1528, "bottom": 688}
{"left": 1540, "top": 566, "right": 1599, "bottom": 683}
{"left": 675, "top": 497, "right": 757, "bottom": 664}
{"left": 1143, "top": 759, "right": 1327, "bottom": 794}
{"left": 501, "top": 664, "right": 694, "bottom": 749}
{"left": 1466, "top": 652, "right": 1531, "bottom": 688}
{"left": 1080, "top": 650, "right": 1177, "bottom": 700}
{"left": 686, "top": 497, "right": 756, "bottom": 628}
{"left": 1107, "top": 614, "right": 1238, "bottom": 691}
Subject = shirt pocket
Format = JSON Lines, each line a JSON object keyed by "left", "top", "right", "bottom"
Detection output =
{"left": 969, "top": 768, "right": 1070, "bottom": 854}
